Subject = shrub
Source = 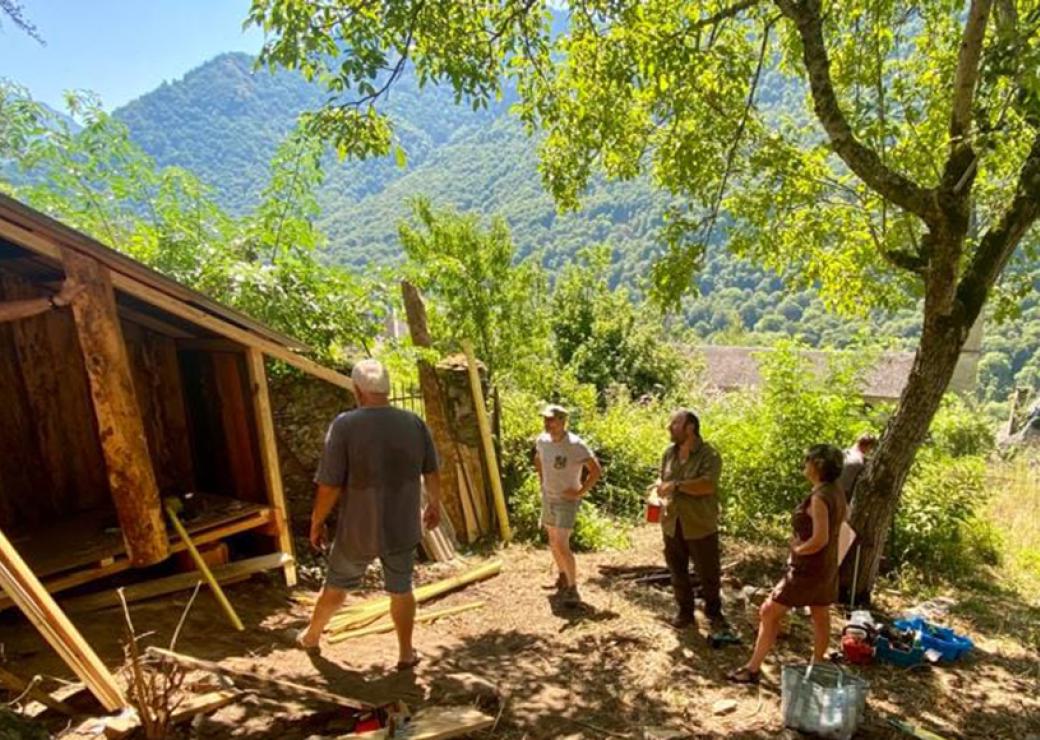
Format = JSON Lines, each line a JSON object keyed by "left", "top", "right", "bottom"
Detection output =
{"left": 891, "top": 449, "right": 1000, "bottom": 577}
{"left": 706, "top": 343, "right": 875, "bottom": 539}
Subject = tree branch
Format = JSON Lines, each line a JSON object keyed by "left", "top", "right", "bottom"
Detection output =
{"left": 957, "top": 131, "right": 1040, "bottom": 320}
{"left": 658, "top": 0, "right": 765, "bottom": 42}
{"left": 949, "top": 0, "right": 993, "bottom": 147}
{"left": 775, "top": 0, "right": 939, "bottom": 223}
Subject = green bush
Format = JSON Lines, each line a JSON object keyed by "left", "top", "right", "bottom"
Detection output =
{"left": 892, "top": 449, "right": 1000, "bottom": 577}
{"left": 706, "top": 343, "right": 875, "bottom": 539}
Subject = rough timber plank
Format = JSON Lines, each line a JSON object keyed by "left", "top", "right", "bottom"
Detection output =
{"left": 61, "top": 247, "right": 168, "bottom": 567}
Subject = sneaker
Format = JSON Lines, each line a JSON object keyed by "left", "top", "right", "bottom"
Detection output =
{"left": 561, "top": 585, "right": 582, "bottom": 607}
{"left": 668, "top": 611, "right": 696, "bottom": 629}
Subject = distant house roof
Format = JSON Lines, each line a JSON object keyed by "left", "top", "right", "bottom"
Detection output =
{"left": 692, "top": 345, "right": 976, "bottom": 402}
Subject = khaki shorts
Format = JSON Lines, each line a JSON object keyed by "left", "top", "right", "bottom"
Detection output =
{"left": 326, "top": 544, "right": 415, "bottom": 594}
{"left": 541, "top": 496, "right": 579, "bottom": 530}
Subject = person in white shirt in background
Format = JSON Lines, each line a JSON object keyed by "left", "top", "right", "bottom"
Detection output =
{"left": 534, "top": 404, "right": 601, "bottom": 607}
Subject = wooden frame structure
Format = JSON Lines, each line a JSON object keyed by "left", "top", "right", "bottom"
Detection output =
{"left": 0, "top": 194, "right": 356, "bottom": 702}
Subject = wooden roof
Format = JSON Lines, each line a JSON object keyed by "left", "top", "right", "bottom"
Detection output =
{"left": 0, "top": 193, "right": 352, "bottom": 390}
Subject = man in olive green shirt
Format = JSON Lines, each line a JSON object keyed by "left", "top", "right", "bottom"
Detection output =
{"left": 656, "top": 409, "right": 727, "bottom": 630}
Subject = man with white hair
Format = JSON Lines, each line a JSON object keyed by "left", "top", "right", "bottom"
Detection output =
{"left": 297, "top": 359, "right": 441, "bottom": 670}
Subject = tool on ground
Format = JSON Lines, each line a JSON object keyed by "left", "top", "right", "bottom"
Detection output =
{"left": 163, "top": 497, "right": 244, "bottom": 631}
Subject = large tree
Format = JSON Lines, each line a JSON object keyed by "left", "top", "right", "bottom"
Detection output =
{"left": 249, "top": 0, "right": 1040, "bottom": 597}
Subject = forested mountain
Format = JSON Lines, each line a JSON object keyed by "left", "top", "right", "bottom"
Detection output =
{"left": 113, "top": 52, "right": 1038, "bottom": 410}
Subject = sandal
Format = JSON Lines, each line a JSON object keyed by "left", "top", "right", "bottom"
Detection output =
{"left": 289, "top": 628, "right": 321, "bottom": 655}
{"left": 727, "top": 666, "right": 761, "bottom": 685}
{"left": 396, "top": 651, "right": 423, "bottom": 672}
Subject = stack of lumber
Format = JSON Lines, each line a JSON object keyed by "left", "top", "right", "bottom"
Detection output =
{"left": 295, "top": 560, "right": 501, "bottom": 640}
{"left": 0, "top": 529, "right": 126, "bottom": 711}
{"left": 329, "top": 602, "right": 485, "bottom": 644}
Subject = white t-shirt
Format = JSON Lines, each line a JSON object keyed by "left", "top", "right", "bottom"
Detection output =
{"left": 536, "top": 431, "right": 594, "bottom": 500}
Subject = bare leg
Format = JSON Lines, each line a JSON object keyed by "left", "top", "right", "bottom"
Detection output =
{"left": 548, "top": 526, "right": 577, "bottom": 586}
{"left": 301, "top": 585, "right": 347, "bottom": 647}
{"left": 389, "top": 591, "right": 417, "bottom": 664}
{"left": 745, "top": 598, "right": 788, "bottom": 672}
{"left": 809, "top": 606, "right": 831, "bottom": 662}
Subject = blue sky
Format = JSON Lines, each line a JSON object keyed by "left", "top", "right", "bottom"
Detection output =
{"left": 0, "top": 1, "right": 264, "bottom": 111}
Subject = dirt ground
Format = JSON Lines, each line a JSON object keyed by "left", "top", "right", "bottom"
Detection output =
{"left": 3, "top": 525, "right": 1038, "bottom": 739}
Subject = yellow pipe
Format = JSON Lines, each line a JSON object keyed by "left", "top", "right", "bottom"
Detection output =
{"left": 165, "top": 505, "right": 244, "bottom": 631}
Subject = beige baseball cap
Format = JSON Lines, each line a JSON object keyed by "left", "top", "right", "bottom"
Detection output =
{"left": 539, "top": 403, "right": 569, "bottom": 419}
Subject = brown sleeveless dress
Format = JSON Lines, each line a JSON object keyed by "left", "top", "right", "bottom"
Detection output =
{"left": 772, "top": 482, "right": 847, "bottom": 607}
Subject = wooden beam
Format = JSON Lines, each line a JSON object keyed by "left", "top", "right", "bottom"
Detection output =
{"left": 176, "top": 338, "right": 246, "bottom": 352}
{"left": 145, "top": 648, "right": 374, "bottom": 710}
{"left": 60, "top": 552, "right": 290, "bottom": 614}
{"left": 117, "top": 305, "right": 195, "bottom": 339}
{"left": 0, "top": 665, "right": 77, "bottom": 716}
{"left": 340, "top": 706, "right": 495, "bottom": 740}
{"left": 61, "top": 248, "right": 168, "bottom": 566}
{"left": 400, "top": 281, "right": 468, "bottom": 539}
{"left": 0, "top": 216, "right": 353, "bottom": 392}
{"left": 245, "top": 349, "right": 297, "bottom": 586}
{"left": 0, "top": 527, "right": 126, "bottom": 711}
{"left": 461, "top": 341, "right": 511, "bottom": 543}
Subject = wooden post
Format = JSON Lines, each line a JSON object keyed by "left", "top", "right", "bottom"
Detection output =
{"left": 61, "top": 248, "right": 168, "bottom": 567}
{"left": 461, "top": 340, "right": 511, "bottom": 542}
{"left": 400, "top": 281, "right": 468, "bottom": 539}
{"left": 0, "top": 527, "right": 126, "bottom": 711}
{"left": 245, "top": 349, "right": 298, "bottom": 586}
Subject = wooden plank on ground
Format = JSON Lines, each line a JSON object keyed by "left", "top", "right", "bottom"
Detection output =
{"left": 0, "top": 665, "right": 77, "bottom": 716}
{"left": 0, "top": 527, "right": 126, "bottom": 711}
{"left": 145, "top": 648, "right": 373, "bottom": 710}
{"left": 61, "top": 247, "right": 168, "bottom": 567}
{"left": 245, "top": 349, "right": 297, "bottom": 586}
{"left": 340, "top": 705, "right": 495, "bottom": 740}
{"left": 100, "top": 690, "right": 241, "bottom": 739}
{"left": 61, "top": 552, "right": 290, "bottom": 614}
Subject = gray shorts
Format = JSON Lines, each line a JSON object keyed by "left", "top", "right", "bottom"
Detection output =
{"left": 326, "top": 543, "right": 415, "bottom": 594}
{"left": 541, "top": 496, "right": 579, "bottom": 530}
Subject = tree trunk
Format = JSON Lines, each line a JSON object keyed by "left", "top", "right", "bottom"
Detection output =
{"left": 843, "top": 280, "right": 975, "bottom": 601}
{"left": 400, "top": 280, "right": 469, "bottom": 539}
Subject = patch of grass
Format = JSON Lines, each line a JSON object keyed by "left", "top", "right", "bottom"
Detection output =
{"left": 986, "top": 454, "right": 1040, "bottom": 603}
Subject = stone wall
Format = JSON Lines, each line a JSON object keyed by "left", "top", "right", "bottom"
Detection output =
{"left": 268, "top": 373, "right": 355, "bottom": 534}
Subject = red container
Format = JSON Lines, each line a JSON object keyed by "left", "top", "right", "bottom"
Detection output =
{"left": 646, "top": 501, "right": 662, "bottom": 523}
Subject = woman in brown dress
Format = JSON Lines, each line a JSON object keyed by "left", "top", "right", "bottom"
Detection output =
{"left": 728, "top": 444, "right": 848, "bottom": 684}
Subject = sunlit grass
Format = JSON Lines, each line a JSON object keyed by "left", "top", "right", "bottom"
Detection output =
{"left": 987, "top": 453, "right": 1040, "bottom": 603}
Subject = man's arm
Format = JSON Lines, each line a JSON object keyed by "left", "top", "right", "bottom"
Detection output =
{"left": 563, "top": 455, "right": 602, "bottom": 500}
{"left": 310, "top": 483, "right": 342, "bottom": 550}
{"left": 422, "top": 470, "right": 442, "bottom": 529}
{"left": 579, "top": 456, "right": 602, "bottom": 496}
{"left": 672, "top": 477, "right": 717, "bottom": 496}
{"left": 533, "top": 450, "right": 543, "bottom": 486}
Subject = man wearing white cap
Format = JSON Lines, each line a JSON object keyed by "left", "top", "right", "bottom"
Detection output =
{"left": 534, "top": 404, "right": 601, "bottom": 606}
{"left": 298, "top": 359, "right": 441, "bottom": 670}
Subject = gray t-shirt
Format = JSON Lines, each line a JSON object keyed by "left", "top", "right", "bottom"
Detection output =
{"left": 315, "top": 407, "right": 438, "bottom": 559}
{"left": 536, "top": 431, "right": 594, "bottom": 500}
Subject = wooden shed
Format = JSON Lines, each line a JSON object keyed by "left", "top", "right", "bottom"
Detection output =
{"left": 0, "top": 192, "right": 354, "bottom": 609}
